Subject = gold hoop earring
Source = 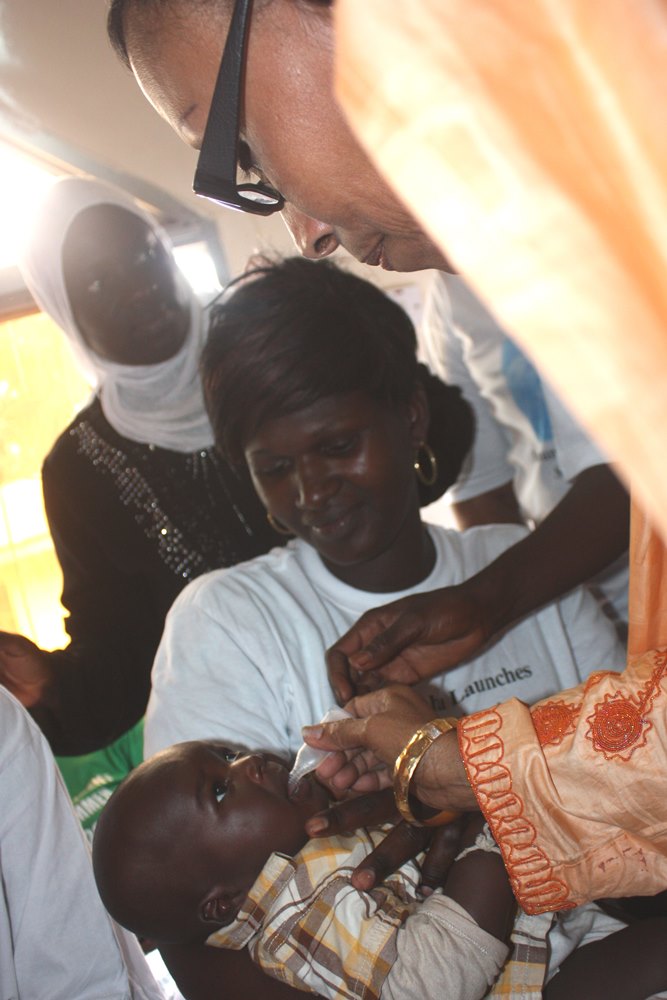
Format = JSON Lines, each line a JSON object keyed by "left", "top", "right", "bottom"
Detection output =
{"left": 267, "top": 512, "right": 293, "bottom": 536}
{"left": 414, "top": 441, "right": 438, "bottom": 487}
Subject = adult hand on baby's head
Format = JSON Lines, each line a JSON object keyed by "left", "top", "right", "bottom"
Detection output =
{"left": 325, "top": 582, "right": 494, "bottom": 705}
{"left": 0, "top": 631, "right": 51, "bottom": 707}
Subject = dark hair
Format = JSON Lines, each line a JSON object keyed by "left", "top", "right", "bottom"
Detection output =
{"left": 107, "top": 0, "right": 218, "bottom": 68}
{"left": 107, "top": 0, "right": 331, "bottom": 70}
{"left": 202, "top": 257, "right": 474, "bottom": 504}
{"left": 107, "top": 0, "right": 142, "bottom": 68}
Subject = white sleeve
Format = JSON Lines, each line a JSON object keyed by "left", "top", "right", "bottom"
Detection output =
{"left": 542, "top": 379, "right": 609, "bottom": 481}
{"left": 0, "top": 689, "right": 164, "bottom": 1000}
{"left": 145, "top": 585, "right": 292, "bottom": 758}
{"left": 381, "top": 895, "right": 508, "bottom": 1000}
{"left": 552, "top": 586, "right": 626, "bottom": 682}
{"left": 419, "top": 274, "right": 515, "bottom": 503}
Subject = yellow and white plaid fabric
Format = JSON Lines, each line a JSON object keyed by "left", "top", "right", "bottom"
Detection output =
{"left": 490, "top": 910, "right": 552, "bottom": 998}
{"left": 208, "top": 824, "right": 550, "bottom": 1000}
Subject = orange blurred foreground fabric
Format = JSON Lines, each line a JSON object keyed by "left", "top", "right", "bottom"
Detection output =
{"left": 334, "top": 0, "right": 667, "bottom": 907}
{"left": 335, "top": 0, "right": 667, "bottom": 548}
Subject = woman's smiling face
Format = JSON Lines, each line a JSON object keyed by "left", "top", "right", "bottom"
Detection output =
{"left": 244, "top": 390, "right": 429, "bottom": 591}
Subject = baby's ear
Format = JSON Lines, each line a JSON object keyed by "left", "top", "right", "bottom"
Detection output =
{"left": 200, "top": 887, "right": 243, "bottom": 928}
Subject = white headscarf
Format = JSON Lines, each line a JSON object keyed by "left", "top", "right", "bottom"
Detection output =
{"left": 18, "top": 176, "right": 214, "bottom": 452}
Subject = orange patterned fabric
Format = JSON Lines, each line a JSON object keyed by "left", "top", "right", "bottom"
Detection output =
{"left": 334, "top": 0, "right": 667, "bottom": 912}
{"left": 459, "top": 646, "right": 667, "bottom": 911}
{"left": 459, "top": 501, "right": 667, "bottom": 912}
{"left": 532, "top": 700, "right": 580, "bottom": 749}
{"left": 335, "top": 0, "right": 667, "bottom": 546}
{"left": 458, "top": 707, "right": 573, "bottom": 914}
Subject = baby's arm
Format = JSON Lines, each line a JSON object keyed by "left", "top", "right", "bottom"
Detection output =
{"left": 544, "top": 917, "right": 667, "bottom": 1000}
{"left": 381, "top": 815, "right": 517, "bottom": 1000}
{"left": 243, "top": 819, "right": 518, "bottom": 1000}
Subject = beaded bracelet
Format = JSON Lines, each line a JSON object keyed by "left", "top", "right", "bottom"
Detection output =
{"left": 393, "top": 718, "right": 459, "bottom": 826}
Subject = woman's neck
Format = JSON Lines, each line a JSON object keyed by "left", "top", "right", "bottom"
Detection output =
{"left": 322, "top": 521, "right": 436, "bottom": 594}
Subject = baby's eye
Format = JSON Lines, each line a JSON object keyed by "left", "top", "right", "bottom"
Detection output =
{"left": 213, "top": 779, "right": 229, "bottom": 804}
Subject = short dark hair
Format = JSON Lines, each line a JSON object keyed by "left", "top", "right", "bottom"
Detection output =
{"left": 202, "top": 257, "right": 474, "bottom": 504}
{"left": 107, "top": 0, "right": 139, "bottom": 67}
{"left": 106, "top": 0, "right": 330, "bottom": 69}
{"left": 107, "top": 0, "right": 219, "bottom": 68}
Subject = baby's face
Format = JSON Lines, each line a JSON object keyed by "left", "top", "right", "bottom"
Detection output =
{"left": 164, "top": 741, "right": 330, "bottom": 901}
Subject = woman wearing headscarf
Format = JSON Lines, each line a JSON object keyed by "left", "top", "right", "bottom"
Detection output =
{"left": 0, "top": 176, "right": 279, "bottom": 828}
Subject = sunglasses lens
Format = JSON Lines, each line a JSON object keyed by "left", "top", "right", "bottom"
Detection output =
{"left": 238, "top": 185, "right": 282, "bottom": 209}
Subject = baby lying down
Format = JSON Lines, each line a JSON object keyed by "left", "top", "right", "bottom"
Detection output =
{"left": 92, "top": 740, "right": 666, "bottom": 1000}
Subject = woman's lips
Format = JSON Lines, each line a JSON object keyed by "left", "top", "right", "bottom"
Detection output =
{"left": 362, "top": 239, "right": 384, "bottom": 267}
{"left": 305, "top": 507, "right": 359, "bottom": 540}
{"left": 362, "top": 240, "right": 393, "bottom": 271}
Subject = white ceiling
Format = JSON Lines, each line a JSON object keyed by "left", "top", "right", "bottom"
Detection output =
{"left": 0, "top": 0, "right": 434, "bottom": 301}
{"left": 0, "top": 0, "right": 292, "bottom": 276}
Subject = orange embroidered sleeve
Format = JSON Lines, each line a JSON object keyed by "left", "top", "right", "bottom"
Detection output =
{"left": 458, "top": 650, "right": 667, "bottom": 912}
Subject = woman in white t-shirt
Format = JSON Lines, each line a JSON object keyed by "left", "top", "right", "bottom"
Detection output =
{"left": 145, "top": 256, "right": 624, "bottom": 760}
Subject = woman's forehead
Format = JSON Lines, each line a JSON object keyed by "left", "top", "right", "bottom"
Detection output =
{"left": 125, "top": 4, "right": 225, "bottom": 138}
{"left": 247, "top": 392, "right": 379, "bottom": 442}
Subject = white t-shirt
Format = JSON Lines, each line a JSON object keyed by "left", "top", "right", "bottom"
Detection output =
{"left": 420, "top": 272, "right": 629, "bottom": 622}
{"left": 145, "top": 523, "right": 624, "bottom": 758}
{"left": 0, "top": 689, "right": 164, "bottom": 1000}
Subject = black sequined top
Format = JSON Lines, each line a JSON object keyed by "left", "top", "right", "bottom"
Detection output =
{"left": 33, "top": 396, "right": 282, "bottom": 755}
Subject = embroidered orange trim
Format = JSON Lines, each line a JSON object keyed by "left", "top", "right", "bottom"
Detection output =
{"left": 532, "top": 700, "right": 580, "bottom": 747}
{"left": 458, "top": 710, "right": 573, "bottom": 914}
{"left": 585, "top": 649, "right": 667, "bottom": 760}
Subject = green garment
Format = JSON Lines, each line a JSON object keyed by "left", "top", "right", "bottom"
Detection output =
{"left": 56, "top": 717, "right": 144, "bottom": 840}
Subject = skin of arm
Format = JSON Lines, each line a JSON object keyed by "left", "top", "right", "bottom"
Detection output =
{"left": 443, "top": 814, "right": 516, "bottom": 943}
{"left": 543, "top": 918, "right": 667, "bottom": 1000}
{"left": 0, "top": 633, "right": 51, "bottom": 707}
{"left": 159, "top": 940, "right": 313, "bottom": 1000}
{"left": 327, "top": 463, "right": 630, "bottom": 701}
{"left": 2, "top": 438, "right": 167, "bottom": 755}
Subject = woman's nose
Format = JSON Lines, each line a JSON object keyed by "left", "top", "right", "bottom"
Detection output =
{"left": 281, "top": 205, "right": 339, "bottom": 259}
{"left": 294, "top": 461, "right": 338, "bottom": 509}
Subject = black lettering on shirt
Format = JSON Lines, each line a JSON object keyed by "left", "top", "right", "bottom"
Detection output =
{"left": 450, "top": 666, "right": 534, "bottom": 706}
